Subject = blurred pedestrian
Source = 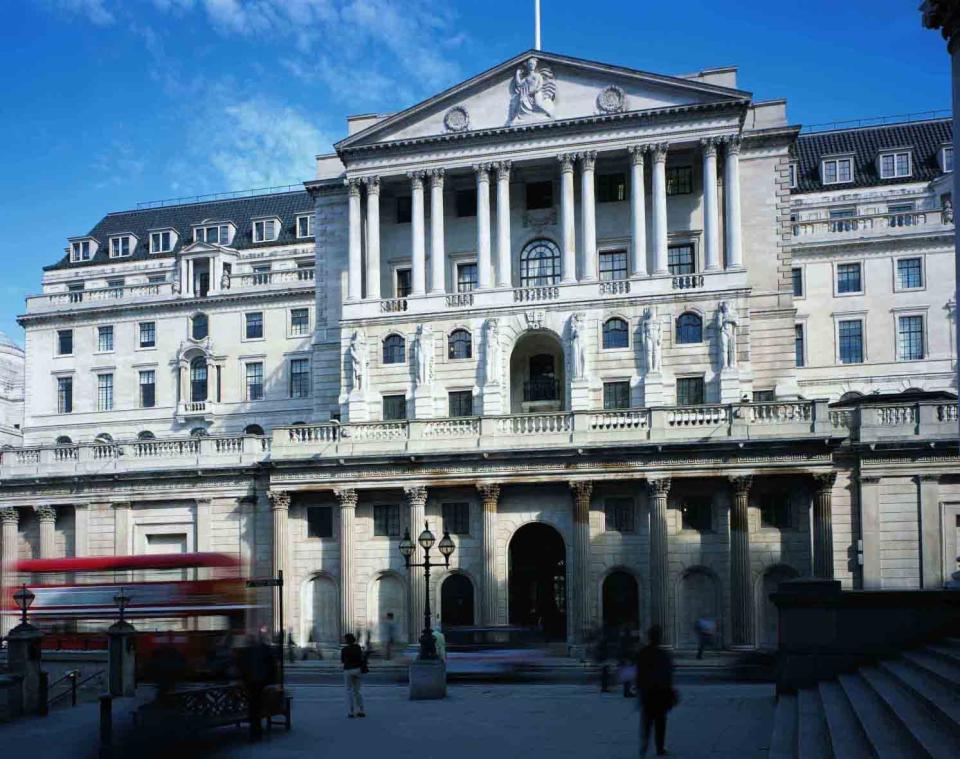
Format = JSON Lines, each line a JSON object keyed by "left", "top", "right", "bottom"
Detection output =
{"left": 432, "top": 627, "right": 447, "bottom": 662}
{"left": 694, "top": 617, "right": 716, "bottom": 660}
{"left": 383, "top": 612, "right": 396, "bottom": 660}
{"left": 341, "top": 633, "right": 366, "bottom": 718}
{"left": 618, "top": 625, "right": 636, "bottom": 697}
{"left": 635, "top": 625, "right": 676, "bottom": 757}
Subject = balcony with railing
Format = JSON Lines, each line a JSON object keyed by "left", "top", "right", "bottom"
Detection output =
{"left": 792, "top": 208, "right": 953, "bottom": 247}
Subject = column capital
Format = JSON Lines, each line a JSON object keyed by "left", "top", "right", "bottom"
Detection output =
{"left": 576, "top": 151, "right": 597, "bottom": 170}
{"left": 728, "top": 475, "right": 752, "bottom": 496}
{"left": 35, "top": 505, "right": 57, "bottom": 523}
{"left": 857, "top": 474, "right": 882, "bottom": 485}
{"left": 724, "top": 135, "right": 742, "bottom": 156}
{"left": 428, "top": 168, "right": 445, "bottom": 187}
{"left": 268, "top": 490, "right": 291, "bottom": 511}
{"left": 557, "top": 153, "right": 576, "bottom": 172}
{"left": 111, "top": 501, "right": 132, "bottom": 510}
{"left": 494, "top": 161, "right": 512, "bottom": 180}
{"left": 627, "top": 144, "right": 647, "bottom": 165}
{"left": 646, "top": 477, "right": 671, "bottom": 496}
{"left": 473, "top": 163, "right": 493, "bottom": 178}
{"left": 0, "top": 506, "right": 18, "bottom": 525}
{"left": 813, "top": 471, "right": 838, "bottom": 491}
{"left": 344, "top": 177, "right": 362, "bottom": 196}
{"left": 362, "top": 175, "right": 381, "bottom": 194}
{"left": 476, "top": 482, "right": 501, "bottom": 503}
{"left": 407, "top": 170, "right": 427, "bottom": 188}
{"left": 403, "top": 485, "right": 428, "bottom": 508}
{"left": 651, "top": 142, "right": 670, "bottom": 162}
{"left": 334, "top": 488, "right": 358, "bottom": 509}
{"left": 568, "top": 480, "right": 594, "bottom": 502}
{"left": 700, "top": 137, "right": 720, "bottom": 157}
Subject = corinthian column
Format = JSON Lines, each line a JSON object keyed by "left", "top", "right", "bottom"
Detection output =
{"left": 36, "top": 505, "right": 57, "bottom": 559}
{"left": 1, "top": 507, "right": 19, "bottom": 637}
{"left": 724, "top": 136, "right": 743, "bottom": 269}
{"left": 477, "top": 483, "right": 501, "bottom": 625}
{"left": 559, "top": 154, "right": 577, "bottom": 283}
{"left": 335, "top": 488, "right": 358, "bottom": 639}
{"left": 628, "top": 145, "right": 648, "bottom": 278}
{"left": 409, "top": 171, "right": 427, "bottom": 296}
{"left": 363, "top": 177, "right": 381, "bottom": 300}
{"left": 812, "top": 473, "right": 837, "bottom": 579}
{"left": 495, "top": 162, "right": 512, "bottom": 288}
{"left": 346, "top": 178, "right": 362, "bottom": 301}
{"left": 647, "top": 478, "right": 671, "bottom": 638}
{"left": 579, "top": 151, "right": 598, "bottom": 282}
{"left": 569, "top": 480, "right": 593, "bottom": 644}
{"left": 475, "top": 165, "right": 493, "bottom": 289}
{"left": 651, "top": 143, "right": 670, "bottom": 275}
{"left": 404, "top": 486, "right": 428, "bottom": 643}
{"left": 728, "top": 476, "right": 753, "bottom": 647}
{"left": 269, "top": 490, "right": 291, "bottom": 636}
{"left": 428, "top": 170, "right": 445, "bottom": 294}
{"left": 701, "top": 138, "right": 720, "bottom": 271}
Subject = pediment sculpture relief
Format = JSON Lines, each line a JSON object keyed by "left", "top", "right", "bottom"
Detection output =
{"left": 508, "top": 57, "right": 556, "bottom": 124}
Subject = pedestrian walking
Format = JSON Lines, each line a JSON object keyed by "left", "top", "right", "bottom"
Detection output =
{"left": 635, "top": 625, "right": 676, "bottom": 757}
{"left": 432, "top": 627, "right": 447, "bottom": 661}
{"left": 341, "top": 633, "right": 366, "bottom": 718}
{"left": 694, "top": 617, "right": 716, "bottom": 660}
{"left": 383, "top": 612, "right": 396, "bottom": 660}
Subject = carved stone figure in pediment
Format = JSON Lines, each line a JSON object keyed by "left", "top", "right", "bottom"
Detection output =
{"left": 349, "top": 330, "right": 367, "bottom": 392}
{"left": 641, "top": 307, "right": 662, "bottom": 372}
{"left": 508, "top": 57, "right": 556, "bottom": 124}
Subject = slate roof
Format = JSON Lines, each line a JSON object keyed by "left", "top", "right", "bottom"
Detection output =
{"left": 793, "top": 118, "right": 952, "bottom": 193}
{"left": 46, "top": 189, "right": 315, "bottom": 271}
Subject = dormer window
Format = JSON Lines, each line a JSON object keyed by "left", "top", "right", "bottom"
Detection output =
{"left": 296, "top": 213, "right": 314, "bottom": 238}
{"left": 253, "top": 218, "right": 279, "bottom": 243}
{"left": 149, "top": 229, "right": 175, "bottom": 254}
{"left": 109, "top": 235, "right": 133, "bottom": 258}
{"left": 821, "top": 157, "right": 854, "bottom": 185}
{"left": 194, "top": 223, "right": 232, "bottom": 245}
{"left": 942, "top": 145, "right": 953, "bottom": 173}
{"left": 788, "top": 162, "right": 798, "bottom": 189}
{"left": 70, "top": 239, "right": 92, "bottom": 262}
{"left": 879, "top": 149, "right": 911, "bottom": 179}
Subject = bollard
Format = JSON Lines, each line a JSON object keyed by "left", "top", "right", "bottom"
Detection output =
{"left": 38, "top": 671, "right": 49, "bottom": 717}
{"left": 70, "top": 670, "right": 77, "bottom": 707}
{"left": 99, "top": 694, "right": 113, "bottom": 759}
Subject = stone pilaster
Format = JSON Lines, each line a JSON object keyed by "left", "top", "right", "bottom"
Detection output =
{"left": 35, "top": 505, "right": 57, "bottom": 559}
{"left": 404, "top": 485, "right": 428, "bottom": 643}
{"left": 477, "top": 483, "right": 501, "bottom": 626}
{"left": 112, "top": 502, "right": 131, "bottom": 557}
{"left": 1, "top": 507, "right": 19, "bottom": 637}
{"left": 918, "top": 474, "right": 943, "bottom": 588}
{"left": 268, "top": 490, "right": 291, "bottom": 636}
{"left": 858, "top": 474, "right": 881, "bottom": 589}
{"left": 558, "top": 153, "right": 577, "bottom": 283}
{"left": 335, "top": 488, "right": 358, "bottom": 639}
{"left": 569, "top": 480, "right": 593, "bottom": 644}
{"left": 728, "top": 475, "right": 753, "bottom": 647}
{"left": 812, "top": 472, "right": 837, "bottom": 579}
{"left": 646, "top": 478, "right": 671, "bottom": 639}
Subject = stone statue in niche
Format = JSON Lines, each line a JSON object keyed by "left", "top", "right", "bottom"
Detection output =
{"left": 220, "top": 270, "right": 231, "bottom": 290}
{"left": 484, "top": 318, "right": 501, "bottom": 385}
{"left": 569, "top": 312, "right": 587, "bottom": 380}
{"left": 641, "top": 307, "right": 662, "bottom": 372}
{"left": 413, "top": 324, "right": 434, "bottom": 387}
{"left": 348, "top": 330, "right": 367, "bottom": 392}
{"left": 716, "top": 301, "right": 739, "bottom": 369}
{"left": 943, "top": 198, "right": 954, "bottom": 224}
{"left": 508, "top": 57, "right": 556, "bottom": 124}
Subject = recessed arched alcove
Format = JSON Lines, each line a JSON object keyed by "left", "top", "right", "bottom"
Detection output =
{"left": 509, "top": 330, "right": 566, "bottom": 413}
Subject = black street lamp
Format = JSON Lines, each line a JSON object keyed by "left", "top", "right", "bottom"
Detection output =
{"left": 13, "top": 584, "right": 35, "bottom": 626}
{"left": 399, "top": 521, "right": 456, "bottom": 660}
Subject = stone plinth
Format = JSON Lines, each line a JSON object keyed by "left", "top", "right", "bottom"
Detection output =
{"left": 642, "top": 372, "right": 666, "bottom": 406}
{"left": 107, "top": 620, "right": 137, "bottom": 697}
{"left": 569, "top": 379, "right": 591, "bottom": 411}
{"left": 482, "top": 383, "right": 503, "bottom": 416}
{"left": 718, "top": 368, "right": 741, "bottom": 404}
{"left": 347, "top": 391, "right": 369, "bottom": 422}
{"left": 409, "top": 658, "right": 446, "bottom": 700}
{"left": 6, "top": 623, "right": 42, "bottom": 714}
{"left": 414, "top": 389, "right": 436, "bottom": 419}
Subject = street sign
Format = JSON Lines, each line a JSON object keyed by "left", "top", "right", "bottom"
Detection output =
{"left": 246, "top": 578, "right": 281, "bottom": 588}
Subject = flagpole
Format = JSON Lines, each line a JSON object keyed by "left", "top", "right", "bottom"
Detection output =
{"left": 535, "top": 0, "right": 541, "bottom": 50}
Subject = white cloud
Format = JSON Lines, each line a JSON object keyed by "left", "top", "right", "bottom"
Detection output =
{"left": 41, "top": 0, "right": 115, "bottom": 25}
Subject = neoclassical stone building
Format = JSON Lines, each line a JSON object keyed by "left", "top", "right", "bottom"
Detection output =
{"left": 1, "top": 50, "right": 958, "bottom": 650}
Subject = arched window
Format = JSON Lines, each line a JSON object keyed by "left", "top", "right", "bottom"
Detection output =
{"left": 448, "top": 329, "right": 472, "bottom": 360}
{"left": 520, "top": 238, "right": 561, "bottom": 286}
{"left": 244, "top": 424, "right": 265, "bottom": 436}
{"left": 383, "top": 334, "right": 405, "bottom": 364}
{"left": 136, "top": 431, "right": 155, "bottom": 440}
{"left": 839, "top": 391, "right": 864, "bottom": 402}
{"left": 94, "top": 433, "right": 113, "bottom": 444}
{"left": 190, "top": 357, "right": 208, "bottom": 402}
{"left": 190, "top": 427, "right": 209, "bottom": 438}
{"left": 55, "top": 436, "right": 73, "bottom": 446}
{"left": 676, "top": 312, "right": 703, "bottom": 344}
{"left": 192, "top": 313, "right": 208, "bottom": 341}
{"left": 602, "top": 318, "right": 629, "bottom": 349}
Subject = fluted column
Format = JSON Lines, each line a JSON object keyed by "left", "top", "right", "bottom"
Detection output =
{"left": 428, "top": 170, "right": 445, "bottom": 294}
{"left": 269, "top": 490, "right": 291, "bottom": 636}
{"left": 628, "top": 145, "right": 648, "bottom": 278}
{"left": 651, "top": 143, "right": 670, "bottom": 274}
{"left": 1, "top": 507, "right": 19, "bottom": 637}
{"left": 724, "top": 136, "right": 744, "bottom": 269}
{"left": 363, "top": 177, "right": 381, "bottom": 300}
{"left": 702, "top": 138, "right": 721, "bottom": 271}
{"left": 729, "top": 476, "right": 753, "bottom": 647}
{"left": 409, "top": 171, "right": 427, "bottom": 296}
{"left": 647, "top": 478, "right": 671, "bottom": 638}
{"left": 495, "top": 162, "right": 512, "bottom": 288}
{"left": 559, "top": 154, "right": 577, "bottom": 283}
{"left": 475, "top": 164, "right": 493, "bottom": 289}
{"left": 477, "top": 483, "right": 501, "bottom": 625}
{"left": 404, "top": 486, "right": 428, "bottom": 642}
{"left": 336, "top": 488, "right": 358, "bottom": 639}
{"left": 36, "top": 505, "right": 56, "bottom": 559}
{"left": 813, "top": 473, "right": 837, "bottom": 579}
{"left": 579, "top": 151, "right": 598, "bottom": 281}
{"left": 569, "top": 481, "right": 593, "bottom": 644}
{"left": 346, "top": 178, "right": 362, "bottom": 301}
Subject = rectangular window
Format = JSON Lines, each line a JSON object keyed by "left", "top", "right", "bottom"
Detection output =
{"left": 57, "top": 376, "right": 73, "bottom": 414}
{"left": 383, "top": 394, "right": 407, "bottom": 421}
{"left": 245, "top": 312, "right": 263, "bottom": 340}
{"left": 448, "top": 390, "right": 473, "bottom": 418}
{"left": 290, "top": 358, "right": 310, "bottom": 399}
{"left": 822, "top": 157, "right": 853, "bottom": 184}
{"left": 667, "top": 244, "right": 695, "bottom": 275}
{"left": 597, "top": 173, "right": 627, "bottom": 203}
{"left": 788, "top": 162, "right": 798, "bottom": 189}
{"left": 396, "top": 196, "right": 412, "bottom": 224}
{"left": 836, "top": 262, "right": 862, "bottom": 294}
{"left": 897, "top": 315, "right": 925, "bottom": 361}
{"left": 70, "top": 240, "right": 91, "bottom": 262}
{"left": 442, "top": 502, "right": 470, "bottom": 535}
{"left": 253, "top": 219, "right": 278, "bottom": 243}
{"left": 525, "top": 181, "right": 553, "bottom": 210}
{"left": 139, "top": 370, "right": 156, "bottom": 408}
{"left": 604, "top": 497, "right": 635, "bottom": 533}
{"left": 57, "top": 329, "right": 73, "bottom": 356}
{"left": 97, "top": 325, "right": 114, "bottom": 352}
{"left": 290, "top": 308, "right": 309, "bottom": 336}
{"left": 396, "top": 268, "right": 412, "bottom": 298}
{"left": 147, "top": 274, "right": 165, "bottom": 284}
{"left": 373, "top": 504, "right": 400, "bottom": 537}
{"left": 599, "top": 250, "right": 628, "bottom": 281}
{"left": 791, "top": 267, "right": 803, "bottom": 297}
{"left": 138, "top": 322, "right": 156, "bottom": 348}
{"left": 753, "top": 390, "right": 775, "bottom": 402}
{"left": 603, "top": 381, "right": 630, "bottom": 410}
{"left": 196, "top": 224, "right": 230, "bottom": 244}
{"left": 879, "top": 150, "right": 912, "bottom": 179}
{"left": 838, "top": 320, "right": 864, "bottom": 364}
{"left": 109, "top": 237, "right": 131, "bottom": 258}
{"left": 760, "top": 496, "right": 792, "bottom": 529}
{"left": 943, "top": 146, "right": 954, "bottom": 173}
{"left": 455, "top": 189, "right": 477, "bottom": 218}
{"left": 680, "top": 499, "right": 712, "bottom": 532}
{"left": 676, "top": 377, "right": 705, "bottom": 406}
{"left": 795, "top": 324, "right": 805, "bottom": 367}
{"left": 897, "top": 258, "right": 923, "bottom": 290}
{"left": 97, "top": 373, "right": 113, "bottom": 412}
{"left": 456, "top": 262, "right": 478, "bottom": 293}
{"left": 666, "top": 166, "right": 693, "bottom": 195}
{"left": 150, "top": 231, "right": 173, "bottom": 253}
{"left": 296, "top": 214, "right": 313, "bottom": 238}
{"left": 245, "top": 362, "right": 264, "bottom": 401}
{"left": 307, "top": 506, "right": 333, "bottom": 538}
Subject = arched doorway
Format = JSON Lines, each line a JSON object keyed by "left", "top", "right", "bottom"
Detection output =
{"left": 509, "top": 330, "right": 566, "bottom": 413}
{"left": 509, "top": 523, "right": 566, "bottom": 640}
{"left": 440, "top": 574, "right": 474, "bottom": 628}
{"left": 368, "top": 573, "right": 407, "bottom": 644}
{"left": 602, "top": 571, "right": 639, "bottom": 631}
{"left": 757, "top": 565, "right": 798, "bottom": 649}
{"left": 677, "top": 567, "right": 721, "bottom": 648}
{"left": 302, "top": 574, "right": 339, "bottom": 646}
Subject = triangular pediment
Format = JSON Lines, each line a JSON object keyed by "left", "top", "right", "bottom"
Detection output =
{"left": 337, "top": 50, "right": 750, "bottom": 150}
{"left": 180, "top": 241, "right": 229, "bottom": 255}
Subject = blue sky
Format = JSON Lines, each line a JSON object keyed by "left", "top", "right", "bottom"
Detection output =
{"left": 0, "top": 0, "right": 951, "bottom": 342}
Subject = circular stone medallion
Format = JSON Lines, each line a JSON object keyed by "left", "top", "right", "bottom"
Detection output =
{"left": 443, "top": 106, "right": 470, "bottom": 133}
{"left": 597, "top": 85, "right": 625, "bottom": 114}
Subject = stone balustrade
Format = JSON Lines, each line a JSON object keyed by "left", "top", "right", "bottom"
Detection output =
{"left": 792, "top": 208, "right": 952, "bottom": 245}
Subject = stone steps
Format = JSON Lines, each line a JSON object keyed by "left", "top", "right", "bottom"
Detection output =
{"left": 769, "top": 639, "right": 960, "bottom": 759}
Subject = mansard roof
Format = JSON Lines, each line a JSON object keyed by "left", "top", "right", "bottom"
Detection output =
{"left": 793, "top": 117, "right": 952, "bottom": 193}
{"left": 46, "top": 189, "right": 314, "bottom": 271}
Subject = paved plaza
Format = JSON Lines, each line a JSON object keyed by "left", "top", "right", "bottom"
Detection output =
{"left": 0, "top": 682, "right": 773, "bottom": 758}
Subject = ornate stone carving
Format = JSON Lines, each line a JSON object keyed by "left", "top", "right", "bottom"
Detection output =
{"left": 524, "top": 310, "right": 545, "bottom": 330}
{"left": 724, "top": 135, "right": 742, "bottom": 156}
{"left": 576, "top": 150, "right": 597, "bottom": 170}
{"left": 403, "top": 485, "right": 428, "bottom": 508}
{"left": 348, "top": 330, "right": 367, "bottom": 392}
{"left": 0, "top": 507, "right": 18, "bottom": 525}
{"left": 35, "top": 505, "right": 57, "bottom": 523}
{"left": 641, "top": 307, "right": 662, "bottom": 372}
{"left": 728, "top": 475, "right": 752, "bottom": 496}
{"left": 268, "top": 491, "right": 291, "bottom": 511}
{"left": 700, "top": 136, "right": 720, "bottom": 157}
{"left": 494, "top": 161, "right": 512, "bottom": 180}
{"left": 646, "top": 478, "right": 671, "bottom": 497}
{"left": 334, "top": 488, "right": 358, "bottom": 509}
{"left": 362, "top": 176, "right": 381, "bottom": 194}
{"left": 413, "top": 324, "right": 434, "bottom": 388}
{"left": 443, "top": 106, "right": 470, "bottom": 133}
{"left": 627, "top": 144, "right": 648, "bottom": 166}
{"left": 569, "top": 312, "right": 587, "bottom": 380}
{"left": 943, "top": 198, "right": 954, "bottom": 224}
{"left": 484, "top": 318, "right": 502, "bottom": 386}
{"left": 557, "top": 153, "right": 575, "bottom": 173}
{"left": 476, "top": 483, "right": 501, "bottom": 504}
{"left": 569, "top": 480, "right": 594, "bottom": 502}
{"left": 813, "top": 472, "right": 838, "bottom": 491}
{"left": 596, "top": 85, "right": 625, "bottom": 114}
{"left": 508, "top": 57, "right": 556, "bottom": 124}
{"left": 344, "top": 177, "right": 362, "bottom": 196}
{"left": 716, "top": 301, "right": 739, "bottom": 369}
{"left": 407, "top": 170, "right": 426, "bottom": 189}
{"left": 651, "top": 142, "right": 670, "bottom": 162}
{"left": 427, "top": 169, "right": 444, "bottom": 189}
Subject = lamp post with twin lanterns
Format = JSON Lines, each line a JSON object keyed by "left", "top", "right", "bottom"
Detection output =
{"left": 398, "top": 521, "right": 455, "bottom": 660}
